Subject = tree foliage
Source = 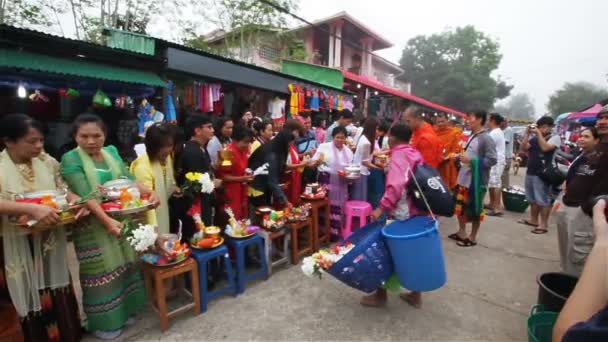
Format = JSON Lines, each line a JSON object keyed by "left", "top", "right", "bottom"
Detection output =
{"left": 547, "top": 82, "right": 608, "bottom": 116}
{"left": 0, "top": 0, "right": 66, "bottom": 32}
{"left": 399, "top": 26, "right": 511, "bottom": 112}
{"left": 494, "top": 93, "right": 536, "bottom": 121}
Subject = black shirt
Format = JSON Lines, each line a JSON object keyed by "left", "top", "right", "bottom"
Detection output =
{"left": 563, "top": 142, "right": 608, "bottom": 208}
{"left": 178, "top": 140, "right": 212, "bottom": 184}
{"left": 527, "top": 136, "right": 555, "bottom": 176}
{"left": 563, "top": 304, "right": 608, "bottom": 342}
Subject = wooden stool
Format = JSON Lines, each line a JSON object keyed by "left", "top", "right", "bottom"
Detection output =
{"left": 286, "top": 218, "right": 313, "bottom": 264}
{"left": 258, "top": 227, "right": 291, "bottom": 275}
{"left": 302, "top": 197, "right": 331, "bottom": 252}
{"left": 142, "top": 258, "right": 201, "bottom": 332}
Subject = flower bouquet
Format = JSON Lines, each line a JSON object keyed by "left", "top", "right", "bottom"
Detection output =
{"left": 225, "top": 207, "right": 259, "bottom": 238}
{"left": 301, "top": 242, "right": 355, "bottom": 279}
{"left": 182, "top": 172, "right": 215, "bottom": 198}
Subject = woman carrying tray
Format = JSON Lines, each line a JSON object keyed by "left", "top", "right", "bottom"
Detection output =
{"left": 362, "top": 124, "right": 426, "bottom": 308}
{"left": 0, "top": 114, "right": 86, "bottom": 341}
{"left": 61, "top": 114, "right": 159, "bottom": 340}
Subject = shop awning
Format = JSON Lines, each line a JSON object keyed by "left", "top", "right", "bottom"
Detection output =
{"left": 281, "top": 60, "right": 344, "bottom": 89}
{"left": 343, "top": 70, "right": 467, "bottom": 117}
{"left": 0, "top": 48, "right": 165, "bottom": 87}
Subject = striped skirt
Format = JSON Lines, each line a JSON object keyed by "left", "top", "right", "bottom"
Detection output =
{"left": 72, "top": 217, "right": 146, "bottom": 332}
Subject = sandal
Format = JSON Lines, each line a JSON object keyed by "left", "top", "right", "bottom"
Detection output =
{"left": 457, "top": 239, "right": 477, "bottom": 247}
{"left": 518, "top": 219, "right": 539, "bottom": 227}
{"left": 486, "top": 210, "right": 504, "bottom": 217}
{"left": 531, "top": 228, "right": 548, "bottom": 234}
{"left": 448, "top": 233, "right": 465, "bottom": 242}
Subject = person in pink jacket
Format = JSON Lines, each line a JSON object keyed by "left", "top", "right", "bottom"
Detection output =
{"left": 361, "top": 124, "right": 426, "bottom": 308}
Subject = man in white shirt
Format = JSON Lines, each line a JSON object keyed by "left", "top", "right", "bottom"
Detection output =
{"left": 324, "top": 109, "right": 354, "bottom": 143}
{"left": 501, "top": 120, "right": 514, "bottom": 188}
{"left": 486, "top": 113, "right": 506, "bottom": 216}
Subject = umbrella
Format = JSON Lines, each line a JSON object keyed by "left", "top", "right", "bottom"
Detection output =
{"left": 555, "top": 112, "right": 571, "bottom": 123}
{"left": 568, "top": 103, "right": 603, "bottom": 119}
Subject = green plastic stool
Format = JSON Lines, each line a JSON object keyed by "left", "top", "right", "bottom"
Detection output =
{"left": 528, "top": 304, "right": 558, "bottom": 342}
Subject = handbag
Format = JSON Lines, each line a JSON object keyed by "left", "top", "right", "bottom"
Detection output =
{"left": 407, "top": 163, "right": 455, "bottom": 217}
{"left": 539, "top": 152, "right": 566, "bottom": 186}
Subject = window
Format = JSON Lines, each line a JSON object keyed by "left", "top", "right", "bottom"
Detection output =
{"left": 259, "top": 46, "right": 280, "bottom": 61}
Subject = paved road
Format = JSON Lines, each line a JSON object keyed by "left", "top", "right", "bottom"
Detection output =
{"left": 84, "top": 171, "right": 560, "bottom": 341}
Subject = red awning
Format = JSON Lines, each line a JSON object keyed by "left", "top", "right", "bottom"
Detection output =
{"left": 343, "top": 70, "right": 467, "bottom": 117}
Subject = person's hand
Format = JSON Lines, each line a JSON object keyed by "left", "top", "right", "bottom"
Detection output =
{"left": 592, "top": 199, "right": 608, "bottom": 240}
{"left": 243, "top": 175, "right": 254, "bottom": 183}
{"left": 371, "top": 207, "right": 384, "bottom": 221}
{"left": 148, "top": 191, "right": 161, "bottom": 208}
{"left": 460, "top": 153, "right": 471, "bottom": 165}
{"left": 172, "top": 187, "right": 183, "bottom": 198}
{"left": 285, "top": 201, "right": 293, "bottom": 209}
{"left": 213, "top": 179, "right": 223, "bottom": 189}
{"left": 72, "top": 204, "right": 90, "bottom": 220}
{"left": 104, "top": 218, "right": 123, "bottom": 237}
{"left": 26, "top": 204, "right": 61, "bottom": 226}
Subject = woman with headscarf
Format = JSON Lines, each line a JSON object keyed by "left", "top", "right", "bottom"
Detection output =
{"left": 311, "top": 125, "right": 354, "bottom": 239}
{"left": 0, "top": 114, "right": 85, "bottom": 342}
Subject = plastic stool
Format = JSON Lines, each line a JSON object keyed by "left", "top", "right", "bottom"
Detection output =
{"left": 225, "top": 234, "right": 268, "bottom": 294}
{"left": 190, "top": 245, "right": 237, "bottom": 313}
{"left": 258, "top": 228, "right": 291, "bottom": 276}
{"left": 343, "top": 200, "right": 373, "bottom": 240}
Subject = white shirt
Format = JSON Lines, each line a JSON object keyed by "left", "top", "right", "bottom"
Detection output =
{"left": 353, "top": 135, "right": 372, "bottom": 176}
{"left": 502, "top": 126, "right": 514, "bottom": 159}
{"left": 489, "top": 127, "right": 506, "bottom": 164}
{"left": 312, "top": 142, "right": 353, "bottom": 174}
{"left": 206, "top": 136, "right": 224, "bottom": 166}
{"left": 268, "top": 98, "right": 286, "bottom": 119}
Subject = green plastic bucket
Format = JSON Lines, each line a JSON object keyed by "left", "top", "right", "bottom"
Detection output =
{"left": 503, "top": 190, "right": 529, "bottom": 213}
{"left": 527, "top": 304, "right": 558, "bottom": 342}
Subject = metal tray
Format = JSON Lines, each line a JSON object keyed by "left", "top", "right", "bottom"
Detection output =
{"left": 105, "top": 203, "right": 154, "bottom": 216}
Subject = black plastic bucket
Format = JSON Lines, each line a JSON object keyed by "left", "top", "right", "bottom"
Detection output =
{"left": 536, "top": 272, "right": 578, "bottom": 313}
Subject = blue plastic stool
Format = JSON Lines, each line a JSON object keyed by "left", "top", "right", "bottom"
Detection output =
{"left": 225, "top": 234, "right": 268, "bottom": 294}
{"left": 190, "top": 245, "right": 237, "bottom": 313}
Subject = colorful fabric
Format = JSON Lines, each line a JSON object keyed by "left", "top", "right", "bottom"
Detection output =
{"left": 455, "top": 157, "right": 486, "bottom": 222}
{"left": 288, "top": 84, "right": 299, "bottom": 115}
{"left": 435, "top": 126, "right": 463, "bottom": 190}
{"left": 411, "top": 122, "right": 444, "bottom": 168}
{"left": 221, "top": 142, "right": 250, "bottom": 220}
{"left": 61, "top": 147, "right": 146, "bottom": 332}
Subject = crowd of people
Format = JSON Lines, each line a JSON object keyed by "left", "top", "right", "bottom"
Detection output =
{"left": 1, "top": 102, "right": 608, "bottom": 341}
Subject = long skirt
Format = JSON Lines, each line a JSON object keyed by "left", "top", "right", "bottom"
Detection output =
{"left": 318, "top": 172, "right": 347, "bottom": 240}
{"left": 72, "top": 217, "right": 146, "bottom": 332}
{"left": 367, "top": 168, "right": 386, "bottom": 208}
{"left": 350, "top": 175, "right": 368, "bottom": 202}
{"left": 0, "top": 240, "right": 82, "bottom": 342}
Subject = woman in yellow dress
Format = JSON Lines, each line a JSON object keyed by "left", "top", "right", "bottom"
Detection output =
{"left": 130, "top": 122, "right": 178, "bottom": 234}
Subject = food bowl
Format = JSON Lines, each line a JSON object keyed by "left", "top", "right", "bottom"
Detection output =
{"left": 205, "top": 226, "right": 221, "bottom": 239}
{"left": 102, "top": 178, "right": 140, "bottom": 201}
{"left": 344, "top": 164, "right": 362, "bottom": 179}
{"left": 15, "top": 189, "right": 69, "bottom": 209}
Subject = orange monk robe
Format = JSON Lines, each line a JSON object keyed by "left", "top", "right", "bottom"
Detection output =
{"left": 434, "top": 126, "right": 463, "bottom": 190}
{"left": 411, "top": 122, "right": 444, "bottom": 169}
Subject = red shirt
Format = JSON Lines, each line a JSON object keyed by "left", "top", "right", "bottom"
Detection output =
{"left": 411, "top": 122, "right": 444, "bottom": 168}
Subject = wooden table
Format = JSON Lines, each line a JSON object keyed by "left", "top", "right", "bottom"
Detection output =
{"left": 302, "top": 197, "right": 331, "bottom": 252}
{"left": 286, "top": 218, "right": 313, "bottom": 264}
{"left": 142, "top": 258, "right": 200, "bottom": 332}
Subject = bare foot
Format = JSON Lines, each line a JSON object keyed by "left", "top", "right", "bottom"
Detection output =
{"left": 360, "top": 289, "right": 387, "bottom": 307}
{"left": 400, "top": 291, "right": 422, "bottom": 308}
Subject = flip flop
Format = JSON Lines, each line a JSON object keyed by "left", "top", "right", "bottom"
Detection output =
{"left": 518, "top": 219, "right": 539, "bottom": 227}
{"left": 531, "top": 228, "right": 548, "bottom": 234}
{"left": 457, "top": 238, "right": 477, "bottom": 247}
{"left": 448, "top": 233, "right": 465, "bottom": 242}
{"left": 486, "top": 210, "right": 504, "bottom": 217}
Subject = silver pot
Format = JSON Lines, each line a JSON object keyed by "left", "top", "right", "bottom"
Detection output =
{"left": 102, "top": 178, "right": 140, "bottom": 201}
{"left": 344, "top": 164, "right": 361, "bottom": 178}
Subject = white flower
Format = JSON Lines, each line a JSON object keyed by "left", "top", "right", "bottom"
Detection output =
{"left": 199, "top": 173, "right": 215, "bottom": 194}
{"left": 127, "top": 224, "right": 158, "bottom": 252}
{"left": 301, "top": 256, "right": 316, "bottom": 277}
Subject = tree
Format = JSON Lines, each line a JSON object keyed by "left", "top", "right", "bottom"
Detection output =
{"left": 0, "top": 0, "right": 66, "bottom": 33}
{"left": 399, "top": 26, "right": 511, "bottom": 112}
{"left": 494, "top": 93, "right": 536, "bottom": 121}
{"left": 547, "top": 82, "right": 608, "bottom": 116}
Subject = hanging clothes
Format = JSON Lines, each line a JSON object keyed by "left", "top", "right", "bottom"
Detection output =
{"left": 310, "top": 89, "right": 320, "bottom": 112}
{"left": 288, "top": 84, "right": 299, "bottom": 115}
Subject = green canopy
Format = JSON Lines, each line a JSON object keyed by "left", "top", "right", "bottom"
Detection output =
{"left": 0, "top": 48, "right": 165, "bottom": 87}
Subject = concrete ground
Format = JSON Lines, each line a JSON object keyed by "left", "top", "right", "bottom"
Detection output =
{"left": 83, "top": 172, "right": 560, "bottom": 342}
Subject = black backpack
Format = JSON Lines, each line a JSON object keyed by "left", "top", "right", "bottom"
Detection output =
{"left": 407, "top": 163, "right": 455, "bottom": 217}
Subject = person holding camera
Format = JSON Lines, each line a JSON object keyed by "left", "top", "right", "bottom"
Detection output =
{"left": 518, "top": 116, "right": 561, "bottom": 234}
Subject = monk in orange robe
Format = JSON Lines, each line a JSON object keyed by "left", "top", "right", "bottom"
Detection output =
{"left": 434, "top": 113, "right": 463, "bottom": 190}
{"left": 403, "top": 106, "right": 444, "bottom": 168}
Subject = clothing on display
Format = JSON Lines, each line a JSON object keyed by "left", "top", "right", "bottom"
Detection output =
{"left": 268, "top": 96, "right": 286, "bottom": 120}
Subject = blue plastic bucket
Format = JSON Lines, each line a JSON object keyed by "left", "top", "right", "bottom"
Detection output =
{"left": 382, "top": 216, "right": 446, "bottom": 292}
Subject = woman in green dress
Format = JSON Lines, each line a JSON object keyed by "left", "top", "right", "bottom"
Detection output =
{"left": 60, "top": 114, "right": 159, "bottom": 340}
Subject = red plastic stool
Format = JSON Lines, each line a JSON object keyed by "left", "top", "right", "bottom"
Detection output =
{"left": 343, "top": 201, "right": 372, "bottom": 240}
